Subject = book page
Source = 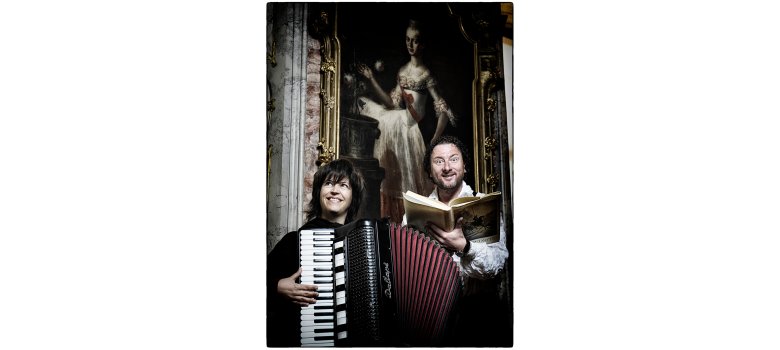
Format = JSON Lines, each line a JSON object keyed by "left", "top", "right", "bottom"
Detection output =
{"left": 404, "top": 200, "right": 454, "bottom": 232}
{"left": 403, "top": 191, "right": 451, "bottom": 211}
{"left": 452, "top": 192, "right": 501, "bottom": 241}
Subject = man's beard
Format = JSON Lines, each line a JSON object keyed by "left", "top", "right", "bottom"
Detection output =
{"left": 433, "top": 172, "right": 463, "bottom": 190}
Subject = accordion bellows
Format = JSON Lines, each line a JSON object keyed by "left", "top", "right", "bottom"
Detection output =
{"left": 390, "top": 222, "right": 462, "bottom": 345}
{"left": 299, "top": 219, "right": 462, "bottom": 347}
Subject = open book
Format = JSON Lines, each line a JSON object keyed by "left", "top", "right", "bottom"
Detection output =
{"left": 403, "top": 191, "right": 501, "bottom": 244}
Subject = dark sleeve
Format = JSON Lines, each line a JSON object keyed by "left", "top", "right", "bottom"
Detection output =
{"left": 267, "top": 231, "right": 300, "bottom": 306}
{"left": 266, "top": 231, "right": 303, "bottom": 346}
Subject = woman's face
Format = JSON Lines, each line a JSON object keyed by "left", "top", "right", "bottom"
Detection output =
{"left": 319, "top": 176, "right": 353, "bottom": 223}
{"left": 406, "top": 27, "right": 423, "bottom": 56}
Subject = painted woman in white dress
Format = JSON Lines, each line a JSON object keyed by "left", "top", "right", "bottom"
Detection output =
{"left": 357, "top": 20, "right": 457, "bottom": 223}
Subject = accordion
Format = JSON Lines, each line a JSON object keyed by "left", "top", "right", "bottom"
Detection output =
{"left": 298, "top": 218, "right": 462, "bottom": 347}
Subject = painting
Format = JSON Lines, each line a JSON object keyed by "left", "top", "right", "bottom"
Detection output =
{"left": 311, "top": 3, "right": 508, "bottom": 224}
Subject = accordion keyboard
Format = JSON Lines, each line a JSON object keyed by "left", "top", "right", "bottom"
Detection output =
{"left": 299, "top": 229, "right": 336, "bottom": 347}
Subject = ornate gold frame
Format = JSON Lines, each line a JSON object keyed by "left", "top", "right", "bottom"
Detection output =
{"left": 311, "top": 3, "right": 506, "bottom": 194}
{"left": 311, "top": 8, "right": 340, "bottom": 166}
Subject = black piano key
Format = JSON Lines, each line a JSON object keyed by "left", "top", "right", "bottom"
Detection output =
{"left": 314, "top": 336, "right": 335, "bottom": 341}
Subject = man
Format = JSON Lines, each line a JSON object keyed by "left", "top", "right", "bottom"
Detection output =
{"left": 407, "top": 135, "right": 510, "bottom": 346}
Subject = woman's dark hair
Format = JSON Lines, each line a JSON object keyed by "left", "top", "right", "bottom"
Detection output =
{"left": 305, "top": 159, "right": 366, "bottom": 223}
{"left": 423, "top": 135, "right": 470, "bottom": 179}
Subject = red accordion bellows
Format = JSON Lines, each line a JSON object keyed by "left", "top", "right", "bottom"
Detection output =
{"left": 390, "top": 223, "right": 461, "bottom": 345}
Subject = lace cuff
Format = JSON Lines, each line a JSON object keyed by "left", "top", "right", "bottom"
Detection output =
{"left": 434, "top": 99, "right": 456, "bottom": 126}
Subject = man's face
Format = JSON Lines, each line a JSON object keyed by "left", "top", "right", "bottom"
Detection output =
{"left": 430, "top": 143, "right": 465, "bottom": 191}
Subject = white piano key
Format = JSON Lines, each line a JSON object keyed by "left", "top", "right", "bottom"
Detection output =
{"left": 300, "top": 266, "right": 329, "bottom": 272}
{"left": 336, "top": 296, "right": 345, "bottom": 305}
{"left": 295, "top": 282, "right": 333, "bottom": 292}
{"left": 335, "top": 277, "right": 345, "bottom": 285}
{"left": 301, "top": 331, "right": 334, "bottom": 339}
{"left": 301, "top": 325, "right": 333, "bottom": 332}
{"left": 300, "top": 261, "right": 333, "bottom": 267}
{"left": 300, "top": 270, "right": 334, "bottom": 277}
{"left": 300, "top": 229, "right": 335, "bottom": 236}
{"left": 301, "top": 320, "right": 335, "bottom": 327}
{"left": 314, "top": 298, "right": 334, "bottom": 304}
{"left": 299, "top": 249, "right": 334, "bottom": 254}
{"left": 300, "top": 253, "right": 332, "bottom": 259}
{"left": 337, "top": 331, "right": 347, "bottom": 339}
{"left": 334, "top": 241, "right": 343, "bottom": 249}
{"left": 301, "top": 306, "right": 332, "bottom": 314}
{"left": 301, "top": 315, "right": 332, "bottom": 321}
{"left": 306, "top": 299, "right": 333, "bottom": 307}
{"left": 301, "top": 275, "right": 334, "bottom": 281}
{"left": 308, "top": 265, "right": 335, "bottom": 270}
{"left": 300, "top": 308, "right": 334, "bottom": 315}
{"left": 301, "top": 338, "right": 333, "bottom": 347}
{"left": 299, "top": 236, "right": 333, "bottom": 242}
{"left": 301, "top": 252, "right": 333, "bottom": 258}
{"left": 300, "top": 265, "right": 333, "bottom": 271}
{"left": 315, "top": 292, "right": 333, "bottom": 298}
{"left": 300, "top": 276, "right": 334, "bottom": 283}
{"left": 335, "top": 271, "right": 344, "bottom": 280}
{"left": 300, "top": 232, "right": 334, "bottom": 239}
{"left": 302, "top": 341, "right": 334, "bottom": 347}
{"left": 299, "top": 240, "right": 334, "bottom": 247}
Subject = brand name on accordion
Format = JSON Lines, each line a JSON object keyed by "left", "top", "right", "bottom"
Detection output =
{"left": 382, "top": 262, "right": 392, "bottom": 299}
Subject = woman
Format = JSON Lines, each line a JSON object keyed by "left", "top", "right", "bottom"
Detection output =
{"left": 266, "top": 159, "right": 366, "bottom": 347}
{"left": 357, "top": 19, "right": 456, "bottom": 223}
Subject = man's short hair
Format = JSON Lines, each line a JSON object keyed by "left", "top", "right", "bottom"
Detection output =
{"left": 423, "top": 135, "right": 470, "bottom": 178}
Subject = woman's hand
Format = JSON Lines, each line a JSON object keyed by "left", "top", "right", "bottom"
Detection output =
{"left": 277, "top": 267, "right": 319, "bottom": 306}
{"left": 427, "top": 217, "right": 468, "bottom": 252}
{"left": 357, "top": 63, "right": 374, "bottom": 80}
